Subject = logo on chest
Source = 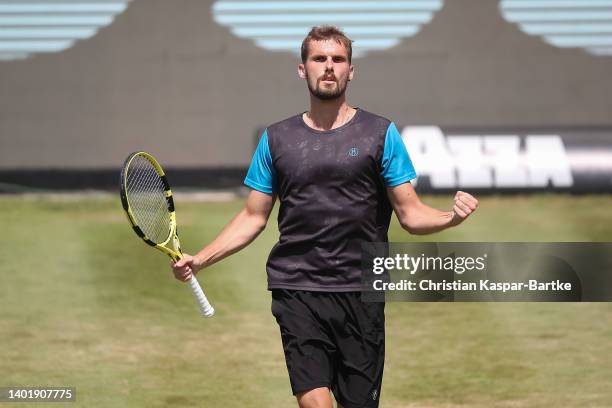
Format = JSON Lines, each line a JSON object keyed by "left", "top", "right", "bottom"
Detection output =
{"left": 348, "top": 147, "right": 360, "bottom": 157}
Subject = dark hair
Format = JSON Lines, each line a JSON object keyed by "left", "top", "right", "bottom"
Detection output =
{"left": 301, "top": 25, "right": 353, "bottom": 63}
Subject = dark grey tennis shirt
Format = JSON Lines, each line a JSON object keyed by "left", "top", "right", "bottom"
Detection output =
{"left": 245, "top": 109, "right": 416, "bottom": 291}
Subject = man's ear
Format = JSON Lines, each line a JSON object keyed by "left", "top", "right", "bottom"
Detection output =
{"left": 298, "top": 63, "right": 306, "bottom": 79}
{"left": 348, "top": 64, "right": 354, "bottom": 81}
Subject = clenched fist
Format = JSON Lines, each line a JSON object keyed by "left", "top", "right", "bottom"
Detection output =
{"left": 451, "top": 191, "right": 478, "bottom": 225}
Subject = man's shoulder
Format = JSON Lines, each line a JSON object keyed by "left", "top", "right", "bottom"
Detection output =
{"left": 357, "top": 109, "right": 392, "bottom": 128}
{"left": 266, "top": 114, "right": 302, "bottom": 134}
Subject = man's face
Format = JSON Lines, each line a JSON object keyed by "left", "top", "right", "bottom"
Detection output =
{"left": 298, "top": 39, "right": 354, "bottom": 100}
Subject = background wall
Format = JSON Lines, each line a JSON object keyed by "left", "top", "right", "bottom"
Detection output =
{"left": 1, "top": 0, "right": 611, "bottom": 172}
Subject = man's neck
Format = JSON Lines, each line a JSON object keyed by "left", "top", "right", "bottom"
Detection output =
{"left": 303, "top": 96, "right": 356, "bottom": 131}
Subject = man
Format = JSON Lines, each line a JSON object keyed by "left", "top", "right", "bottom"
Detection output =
{"left": 172, "top": 26, "right": 478, "bottom": 408}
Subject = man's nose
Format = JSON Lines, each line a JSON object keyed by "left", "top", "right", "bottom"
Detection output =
{"left": 325, "top": 57, "right": 334, "bottom": 70}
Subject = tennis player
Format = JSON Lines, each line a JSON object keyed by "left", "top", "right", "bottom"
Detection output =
{"left": 172, "top": 25, "right": 478, "bottom": 408}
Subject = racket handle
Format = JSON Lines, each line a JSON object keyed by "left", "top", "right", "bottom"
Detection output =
{"left": 188, "top": 275, "right": 215, "bottom": 318}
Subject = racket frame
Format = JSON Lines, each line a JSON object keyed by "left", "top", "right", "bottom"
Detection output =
{"left": 119, "top": 151, "right": 215, "bottom": 318}
{"left": 120, "top": 151, "right": 181, "bottom": 261}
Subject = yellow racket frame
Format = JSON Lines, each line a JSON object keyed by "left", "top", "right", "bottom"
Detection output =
{"left": 119, "top": 151, "right": 215, "bottom": 317}
{"left": 120, "top": 151, "right": 182, "bottom": 261}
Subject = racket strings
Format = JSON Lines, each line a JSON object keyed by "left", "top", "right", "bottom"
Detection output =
{"left": 125, "top": 156, "right": 172, "bottom": 244}
{"left": 135, "top": 168, "right": 166, "bottom": 236}
{"left": 127, "top": 161, "right": 165, "bottom": 239}
{"left": 133, "top": 161, "right": 171, "bottom": 242}
{"left": 129, "top": 161, "right": 171, "bottom": 243}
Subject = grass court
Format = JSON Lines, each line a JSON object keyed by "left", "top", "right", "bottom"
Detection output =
{"left": 1, "top": 194, "right": 611, "bottom": 407}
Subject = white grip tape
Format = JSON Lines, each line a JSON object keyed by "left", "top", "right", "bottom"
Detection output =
{"left": 188, "top": 275, "right": 215, "bottom": 317}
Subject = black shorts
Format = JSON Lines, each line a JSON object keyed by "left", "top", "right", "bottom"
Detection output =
{"left": 271, "top": 289, "right": 385, "bottom": 408}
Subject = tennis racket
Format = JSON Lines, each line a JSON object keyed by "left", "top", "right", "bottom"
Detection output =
{"left": 119, "top": 151, "right": 215, "bottom": 318}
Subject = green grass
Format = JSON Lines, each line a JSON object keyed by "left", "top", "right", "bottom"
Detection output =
{"left": 0, "top": 194, "right": 611, "bottom": 408}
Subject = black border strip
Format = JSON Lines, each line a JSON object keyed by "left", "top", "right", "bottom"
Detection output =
{"left": 1, "top": 167, "right": 611, "bottom": 194}
{"left": 0, "top": 167, "right": 248, "bottom": 192}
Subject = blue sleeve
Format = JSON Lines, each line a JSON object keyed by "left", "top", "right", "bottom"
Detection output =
{"left": 381, "top": 122, "right": 417, "bottom": 187}
{"left": 244, "top": 130, "right": 276, "bottom": 194}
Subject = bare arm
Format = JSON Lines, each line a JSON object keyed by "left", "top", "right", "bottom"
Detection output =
{"left": 172, "top": 189, "right": 275, "bottom": 281}
{"left": 387, "top": 182, "right": 478, "bottom": 235}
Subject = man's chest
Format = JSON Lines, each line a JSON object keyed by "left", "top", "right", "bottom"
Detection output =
{"left": 272, "top": 133, "right": 381, "bottom": 183}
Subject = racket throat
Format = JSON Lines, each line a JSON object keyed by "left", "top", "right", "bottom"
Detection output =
{"left": 172, "top": 235, "right": 183, "bottom": 259}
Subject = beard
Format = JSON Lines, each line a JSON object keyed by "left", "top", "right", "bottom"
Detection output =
{"left": 306, "top": 73, "right": 348, "bottom": 100}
